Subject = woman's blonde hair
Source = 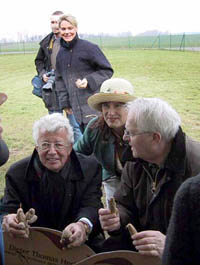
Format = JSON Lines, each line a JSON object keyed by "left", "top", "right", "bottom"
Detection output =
{"left": 59, "top": 14, "right": 78, "bottom": 28}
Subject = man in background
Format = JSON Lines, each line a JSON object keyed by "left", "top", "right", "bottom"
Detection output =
{"left": 34, "top": 11, "right": 82, "bottom": 141}
{"left": 35, "top": 10, "right": 63, "bottom": 86}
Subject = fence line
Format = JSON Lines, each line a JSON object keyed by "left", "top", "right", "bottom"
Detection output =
{"left": 1, "top": 33, "right": 200, "bottom": 54}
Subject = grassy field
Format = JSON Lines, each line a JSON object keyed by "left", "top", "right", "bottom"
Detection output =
{"left": 0, "top": 49, "right": 200, "bottom": 193}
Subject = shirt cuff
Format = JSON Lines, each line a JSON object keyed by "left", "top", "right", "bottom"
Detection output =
{"left": 78, "top": 217, "right": 93, "bottom": 233}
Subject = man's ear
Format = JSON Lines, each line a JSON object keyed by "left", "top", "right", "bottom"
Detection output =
{"left": 152, "top": 132, "right": 162, "bottom": 143}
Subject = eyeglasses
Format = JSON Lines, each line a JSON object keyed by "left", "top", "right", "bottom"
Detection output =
{"left": 37, "top": 142, "right": 69, "bottom": 151}
{"left": 124, "top": 129, "right": 152, "bottom": 138}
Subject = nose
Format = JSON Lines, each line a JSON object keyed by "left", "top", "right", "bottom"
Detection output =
{"left": 47, "top": 144, "right": 57, "bottom": 154}
{"left": 108, "top": 106, "right": 116, "bottom": 115}
{"left": 63, "top": 28, "right": 70, "bottom": 34}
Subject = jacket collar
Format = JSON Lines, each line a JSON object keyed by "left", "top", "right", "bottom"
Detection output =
{"left": 60, "top": 33, "right": 78, "bottom": 50}
{"left": 39, "top": 32, "right": 54, "bottom": 46}
{"left": 163, "top": 127, "right": 186, "bottom": 174}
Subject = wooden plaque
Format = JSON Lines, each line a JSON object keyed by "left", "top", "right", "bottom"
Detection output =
{"left": 75, "top": 250, "right": 161, "bottom": 265}
{"left": 3, "top": 227, "right": 94, "bottom": 265}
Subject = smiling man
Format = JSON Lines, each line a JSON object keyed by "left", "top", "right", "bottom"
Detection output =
{"left": 99, "top": 97, "right": 200, "bottom": 258}
{"left": 0, "top": 114, "right": 103, "bottom": 251}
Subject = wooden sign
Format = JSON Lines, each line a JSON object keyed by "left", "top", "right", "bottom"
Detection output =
{"left": 3, "top": 227, "right": 94, "bottom": 265}
{"left": 75, "top": 250, "right": 161, "bottom": 265}
{"left": 3, "top": 227, "right": 161, "bottom": 265}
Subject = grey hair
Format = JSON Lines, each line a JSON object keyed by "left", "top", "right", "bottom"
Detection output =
{"left": 32, "top": 113, "right": 74, "bottom": 145}
{"left": 127, "top": 98, "right": 181, "bottom": 141}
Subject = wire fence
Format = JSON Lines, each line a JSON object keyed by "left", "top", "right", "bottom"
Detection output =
{"left": 1, "top": 33, "right": 200, "bottom": 54}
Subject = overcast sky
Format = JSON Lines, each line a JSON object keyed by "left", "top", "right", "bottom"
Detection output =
{"left": 1, "top": 0, "right": 199, "bottom": 41}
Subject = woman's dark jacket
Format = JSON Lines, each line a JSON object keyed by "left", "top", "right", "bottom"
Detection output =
{"left": 0, "top": 149, "right": 103, "bottom": 243}
{"left": 55, "top": 36, "right": 113, "bottom": 125}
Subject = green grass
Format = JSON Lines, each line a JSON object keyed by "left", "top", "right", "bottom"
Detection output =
{"left": 0, "top": 49, "right": 200, "bottom": 193}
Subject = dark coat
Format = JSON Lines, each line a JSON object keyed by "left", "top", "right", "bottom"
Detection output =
{"left": 35, "top": 32, "right": 54, "bottom": 78}
{"left": 55, "top": 36, "right": 113, "bottom": 125}
{"left": 0, "top": 149, "right": 103, "bottom": 243}
{"left": 162, "top": 174, "right": 200, "bottom": 265}
{"left": 34, "top": 33, "right": 61, "bottom": 111}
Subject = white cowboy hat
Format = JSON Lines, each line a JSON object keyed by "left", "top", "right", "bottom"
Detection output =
{"left": 88, "top": 78, "right": 136, "bottom": 111}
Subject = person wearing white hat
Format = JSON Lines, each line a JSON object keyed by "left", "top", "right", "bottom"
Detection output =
{"left": 74, "top": 78, "right": 136, "bottom": 204}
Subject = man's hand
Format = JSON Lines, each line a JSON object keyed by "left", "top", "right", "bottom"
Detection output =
{"left": 75, "top": 78, "right": 88, "bottom": 89}
{"left": 61, "top": 222, "right": 87, "bottom": 248}
{"left": 98, "top": 208, "right": 120, "bottom": 232}
{"left": 2, "top": 214, "right": 28, "bottom": 238}
{"left": 131, "top": 230, "right": 165, "bottom": 258}
{"left": 42, "top": 74, "right": 48, "bottom": 82}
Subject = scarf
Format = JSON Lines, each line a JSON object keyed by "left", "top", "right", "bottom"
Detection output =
{"left": 60, "top": 33, "right": 78, "bottom": 50}
{"left": 32, "top": 154, "right": 72, "bottom": 229}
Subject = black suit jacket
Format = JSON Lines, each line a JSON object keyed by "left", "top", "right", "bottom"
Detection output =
{"left": 0, "top": 149, "right": 103, "bottom": 241}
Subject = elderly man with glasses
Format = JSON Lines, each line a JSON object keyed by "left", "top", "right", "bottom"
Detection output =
{"left": 0, "top": 113, "right": 103, "bottom": 251}
{"left": 99, "top": 97, "right": 200, "bottom": 259}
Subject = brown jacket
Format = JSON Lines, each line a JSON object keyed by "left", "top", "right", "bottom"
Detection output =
{"left": 115, "top": 128, "right": 200, "bottom": 234}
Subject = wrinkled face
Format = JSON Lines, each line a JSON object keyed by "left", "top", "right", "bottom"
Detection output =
{"left": 124, "top": 115, "right": 154, "bottom": 160}
{"left": 102, "top": 102, "right": 128, "bottom": 130}
{"left": 60, "top": 20, "right": 77, "bottom": 42}
{"left": 50, "top": 15, "right": 61, "bottom": 35}
{"left": 36, "top": 128, "right": 72, "bottom": 172}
